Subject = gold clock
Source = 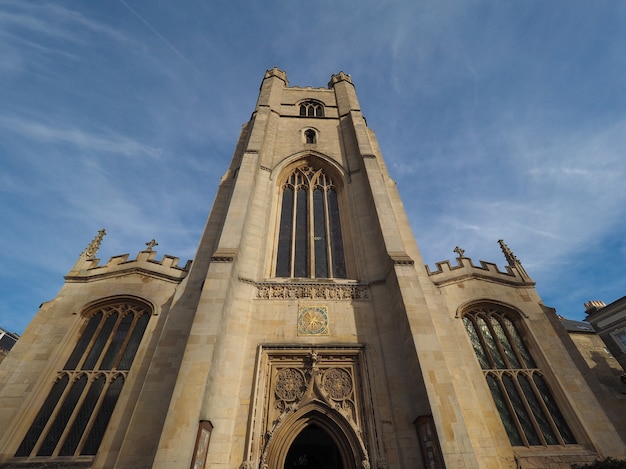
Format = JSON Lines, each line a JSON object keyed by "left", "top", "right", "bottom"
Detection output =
{"left": 297, "top": 306, "right": 329, "bottom": 335}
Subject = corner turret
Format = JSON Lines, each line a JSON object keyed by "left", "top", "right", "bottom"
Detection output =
{"left": 257, "top": 67, "right": 288, "bottom": 111}
{"left": 328, "top": 71, "right": 360, "bottom": 115}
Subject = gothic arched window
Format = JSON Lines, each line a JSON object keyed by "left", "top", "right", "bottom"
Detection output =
{"left": 276, "top": 164, "right": 346, "bottom": 279}
{"left": 15, "top": 300, "right": 151, "bottom": 458}
{"left": 304, "top": 129, "right": 316, "bottom": 144}
{"left": 462, "top": 305, "right": 576, "bottom": 447}
{"left": 299, "top": 101, "right": 324, "bottom": 117}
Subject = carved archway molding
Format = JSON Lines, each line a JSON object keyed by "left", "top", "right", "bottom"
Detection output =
{"left": 264, "top": 403, "right": 365, "bottom": 469}
{"left": 243, "top": 346, "right": 382, "bottom": 469}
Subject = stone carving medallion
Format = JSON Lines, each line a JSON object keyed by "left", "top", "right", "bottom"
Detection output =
{"left": 275, "top": 368, "right": 306, "bottom": 401}
{"left": 323, "top": 368, "right": 353, "bottom": 400}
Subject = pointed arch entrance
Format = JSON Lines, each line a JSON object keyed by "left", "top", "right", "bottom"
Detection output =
{"left": 264, "top": 406, "right": 362, "bottom": 469}
{"left": 285, "top": 424, "right": 342, "bottom": 469}
{"left": 248, "top": 347, "right": 381, "bottom": 469}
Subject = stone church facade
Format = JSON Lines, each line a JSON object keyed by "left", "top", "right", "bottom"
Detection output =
{"left": 0, "top": 69, "right": 624, "bottom": 469}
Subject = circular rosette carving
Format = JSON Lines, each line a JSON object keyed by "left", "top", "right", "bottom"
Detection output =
{"left": 275, "top": 368, "right": 306, "bottom": 401}
{"left": 322, "top": 368, "right": 353, "bottom": 400}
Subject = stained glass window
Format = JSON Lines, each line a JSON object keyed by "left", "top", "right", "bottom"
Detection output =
{"left": 463, "top": 305, "right": 576, "bottom": 446}
{"left": 276, "top": 163, "right": 346, "bottom": 279}
{"left": 15, "top": 300, "right": 150, "bottom": 459}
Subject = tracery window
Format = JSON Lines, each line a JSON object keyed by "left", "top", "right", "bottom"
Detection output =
{"left": 299, "top": 100, "right": 324, "bottom": 117}
{"left": 276, "top": 163, "right": 346, "bottom": 279}
{"left": 15, "top": 300, "right": 150, "bottom": 459}
{"left": 462, "top": 305, "right": 576, "bottom": 447}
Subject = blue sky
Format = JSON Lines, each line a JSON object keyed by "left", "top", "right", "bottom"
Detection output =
{"left": 1, "top": 1, "right": 625, "bottom": 334}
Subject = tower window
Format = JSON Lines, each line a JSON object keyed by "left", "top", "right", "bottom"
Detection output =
{"left": 462, "top": 306, "right": 576, "bottom": 447}
{"left": 299, "top": 101, "right": 324, "bottom": 117}
{"left": 15, "top": 301, "right": 151, "bottom": 459}
{"left": 276, "top": 164, "right": 346, "bottom": 279}
{"left": 304, "top": 129, "right": 316, "bottom": 144}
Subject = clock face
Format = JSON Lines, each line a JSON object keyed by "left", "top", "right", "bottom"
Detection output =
{"left": 298, "top": 306, "right": 329, "bottom": 335}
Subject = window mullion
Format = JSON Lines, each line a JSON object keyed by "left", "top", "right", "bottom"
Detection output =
{"left": 496, "top": 371, "right": 530, "bottom": 446}
{"left": 75, "top": 317, "right": 107, "bottom": 371}
{"left": 323, "top": 186, "right": 333, "bottom": 278}
{"left": 52, "top": 373, "right": 93, "bottom": 457}
{"left": 112, "top": 313, "right": 139, "bottom": 370}
{"left": 511, "top": 371, "right": 546, "bottom": 445}
{"left": 491, "top": 371, "right": 529, "bottom": 446}
{"left": 29, "top": 373, "right": 73, "bottom": 457}
{"left": 475, "top": 315, "right": 498, "bottom": 369}
{"left": 308, "top": 184, "right": 315, "bottom": 277}
{"left": 498, "top": 313, "right": 526, "bottom": 369}
{"left": 527, "top": 371, "right": 565, "bottom": 445}
{"left": 74, "top": 372, "right": 117, "bottom": 456}
{"left": 486, "top": 313, "right": 513, "bottom": 369}
{"left": 93, "top": 313, "right": 123, "bottom": 371}
{"left": 289, "top": 183, "right": 297, "bottom": 277}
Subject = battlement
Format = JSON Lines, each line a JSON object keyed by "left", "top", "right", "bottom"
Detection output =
{"left": 65, "top": 249, "right": 191, "bottom": 283}
{"left": 426, "top": 256, "right": 534, "bottom": 287}
{"left": 288, "top": 86, "right": 330, "bottom": 91}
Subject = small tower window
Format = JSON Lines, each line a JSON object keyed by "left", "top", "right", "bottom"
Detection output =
{"left": 276, "top": 163, "right": 346, "bottom": 279}
{"left": 299, "top": 101, "right": 324, "bottom": 117}
{"left": 305, "top": 129, "right": 316, "bottom": 144}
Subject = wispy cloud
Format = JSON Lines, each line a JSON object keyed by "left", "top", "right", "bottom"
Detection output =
{"left": 0, "top": 1, "right": 129, "bottom": 44}
{"left": 118, "top": 0, "right": 199, "bottom": 72}
{"left": 1, "top": 1, "right": 625, "bottom": 333}
{"left": 0, "top": 115, "right": 162, "bottom": 159}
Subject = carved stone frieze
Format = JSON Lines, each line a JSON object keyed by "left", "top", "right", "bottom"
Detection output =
{"left": 254, "top": 282, "right": 368, "bottom": 300}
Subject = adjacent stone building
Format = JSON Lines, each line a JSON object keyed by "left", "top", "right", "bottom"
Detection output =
{"left": 0, "top": 69, "right": 624, "bottom": 468}
{"left": 586, "top": 298, "right": 626, "bottom": 373}
{"left": 0, "top": 329, "right": 18, "bottom": 365}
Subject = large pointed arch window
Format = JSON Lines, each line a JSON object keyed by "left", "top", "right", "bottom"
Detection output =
{"left": 462, "top": 305, "right": 576, "bottom": 447}
{"left": 15, "top": 300, "right": 150, "bottom": 459}
{"left": 276, "top": 164, "right": 346, "bottom": 278}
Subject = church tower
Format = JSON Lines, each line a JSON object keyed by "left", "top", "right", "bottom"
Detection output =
{"left": 0, "top": 69, "right": 624, "bottom": 469}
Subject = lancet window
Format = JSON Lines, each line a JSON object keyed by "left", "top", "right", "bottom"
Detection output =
{"left": 15, "top": 300, "right": 150, "bottom": 458}
{"left": 462, "top": 305, "right": 576, "bottom": 447}
{"left": 299, "top": 100, "right": 324, "bottom": 117}
{"left": 305, "top": 129, "right": 316, "bottom": 144}
{"left": 276, "top": 163, "right": 346, "bottom": 279}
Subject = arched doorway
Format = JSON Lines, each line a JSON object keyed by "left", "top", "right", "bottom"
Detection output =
{"left": 263, "top": 406, "right": 364, "bottom": 469}
{"left": 284, "top": 425, "right": 343, "bottom": 469}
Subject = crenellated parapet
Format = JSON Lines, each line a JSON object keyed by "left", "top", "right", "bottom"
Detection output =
{"left": 426, "top": 241, "right": 534, "bottom": 287}
{"left": 263, "top": 67, "right": 288, "bottom": 85}
{"left": 328, "top": 71, "right": 353, "bottom": 88}
{"left": 65, "top": 249, "right": 191, "bottom": 283}
{"left": 427, "top": 256, "right": 534, "bottom": 287}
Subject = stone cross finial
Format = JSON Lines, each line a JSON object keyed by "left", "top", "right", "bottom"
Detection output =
{"left": 453, "top": 246, "right": 465, "bottom": 257}
{"left": 81, "top": 229, "right": 106, "bottom": 259}
{"left": 145, "top": 239, "right": 158, "bottom": 251}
